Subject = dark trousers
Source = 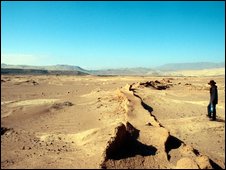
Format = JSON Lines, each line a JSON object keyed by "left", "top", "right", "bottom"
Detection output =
{"left": 207, "top": 103, "right": 216, "bottom": 120}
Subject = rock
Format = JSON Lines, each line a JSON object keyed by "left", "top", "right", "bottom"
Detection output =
{"left": 176, "top": 157, "right": 199, "bottom": 169}
{"left": 155, "top": 80, "right": 161, "bottom": 84}
{"left": 52, "top": 101, "right": 73, "bottom": 109}
{"left": 32, "top": 80, "right": 39, "bottom": 85}
{"left": 195, "top": 155, "right": 212, "bottom": 169}
{"left": 1, "top": 127, "right": 12, "bottom": 135}
{"left": 63, "top": 101, "right": 73, "bottom": 106}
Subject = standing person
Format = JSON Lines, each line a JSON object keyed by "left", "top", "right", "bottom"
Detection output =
{"left": 207, "top": 80, "right": 218, "bottom": 121}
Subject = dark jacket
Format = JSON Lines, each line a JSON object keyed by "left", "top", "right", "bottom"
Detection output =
{"left": 210, "top": 85, "right": 218, "bottom": 104}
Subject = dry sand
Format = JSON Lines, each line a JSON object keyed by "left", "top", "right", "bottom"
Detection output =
{"left": 1, "top": 75, "right": 225, "bottom": 169}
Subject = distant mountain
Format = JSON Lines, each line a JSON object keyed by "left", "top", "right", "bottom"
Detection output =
{"left": 1, "top": 64, "right": 89, "bottom": 75}
{"left": 1, "top": 62, "right": 225, "bottom": 76}
{"left": 1, "top": 68, "right": 89, "bottom": 75}
{"left": 1, "top": 63, "right": 89, "bottom": 72}
{"left": 1, "top": 64, "right": 157, "bottom": 76}
{"left": 89, "top": 67, "right": 156, "bottom": 76}
{"left": 155, "top": 62, "right": 225, "bottom": 71}
{"left": 89, "top": 62, "right": 225, "bottom": 75}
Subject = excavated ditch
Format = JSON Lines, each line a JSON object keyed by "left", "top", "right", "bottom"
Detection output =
{"left": 100, "top": 82, "right": 222, "bottom": 169}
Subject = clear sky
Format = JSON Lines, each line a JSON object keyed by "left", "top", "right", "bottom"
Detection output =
{"left": 1, "top": 1, "right": 225, "bottom": 69}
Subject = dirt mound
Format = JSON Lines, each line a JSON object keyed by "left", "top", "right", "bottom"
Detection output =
{"left": 139, "top": 79, "right": 172, "bottom": 90}
{"left": 51, "top": 101, "right": 73, "bottom": 110}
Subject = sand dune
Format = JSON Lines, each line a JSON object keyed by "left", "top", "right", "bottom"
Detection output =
{"left": 1, "top": 75, "right": 225, "bottom": 169}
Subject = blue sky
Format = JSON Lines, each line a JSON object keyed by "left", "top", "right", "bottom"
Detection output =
{"left": 1, "top": 1, "right": 225, "bottom": 69}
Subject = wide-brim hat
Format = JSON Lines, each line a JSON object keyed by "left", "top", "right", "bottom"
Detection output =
{"left": 208, "top": 80, "right": 216, "bottom": 85}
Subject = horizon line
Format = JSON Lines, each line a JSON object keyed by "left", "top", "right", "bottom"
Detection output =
{"left": 1, "top": 61, "right": 225, "bottom": 70}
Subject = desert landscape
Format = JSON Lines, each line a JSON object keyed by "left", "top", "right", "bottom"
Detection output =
{"left": 1, "top": 74, "right": 225, "bottom": 169}
{"left": 2, "top": 1, "right": 225, "bottom": 169}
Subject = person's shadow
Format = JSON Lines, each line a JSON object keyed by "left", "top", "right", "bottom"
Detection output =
{"left": 215, "top": 117, "right": 225, "bottom": 123}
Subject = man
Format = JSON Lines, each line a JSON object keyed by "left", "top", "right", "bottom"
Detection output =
{"left": 207, "top": 80, "right": 218, "bottom": 121}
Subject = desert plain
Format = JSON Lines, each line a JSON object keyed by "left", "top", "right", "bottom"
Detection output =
{"left": 1, "top": 74, "right": 225, "bottom": 169}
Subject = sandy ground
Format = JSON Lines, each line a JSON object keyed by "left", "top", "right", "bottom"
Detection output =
{"left": 1, "top": 75, "right": 225, "bottom": 169}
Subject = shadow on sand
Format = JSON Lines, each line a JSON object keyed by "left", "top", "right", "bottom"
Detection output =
{"left": 215, "top": 117, "right": 225, "bottom": 123}
{"left": 108, "top": 139, "right": 157, "bottom": 160}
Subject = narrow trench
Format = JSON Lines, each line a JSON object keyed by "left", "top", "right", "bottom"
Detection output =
{"left": 130, "top": 86, "right": 183, "bottom": 162}
{"left": 209, "top": 159, "right": 223, "bottom": 169}
{"left": 130, "top": 85, "right": 183, "bottom": 161}
{"left": 129, "top": 85, "right": 182, "bottom": 162}
{"left": 127, "top": 84, "right": 223, "bottom": 169}
{"left": 130, "top": 86, "right": 163, "bottom": 127}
